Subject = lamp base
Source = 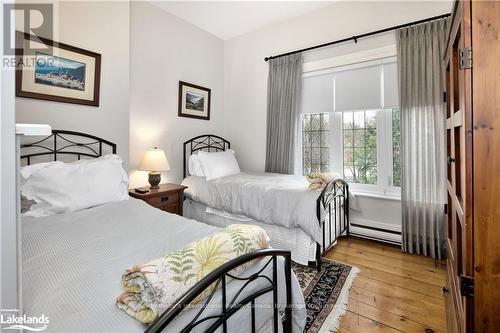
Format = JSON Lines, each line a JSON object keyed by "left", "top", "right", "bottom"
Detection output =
{"left": 148, "top": 172, "right": 161, "bottom": 189}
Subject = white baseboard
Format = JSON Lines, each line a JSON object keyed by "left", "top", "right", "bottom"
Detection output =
{"left": 349, "top": 217, "right": 401, "bottom": 244}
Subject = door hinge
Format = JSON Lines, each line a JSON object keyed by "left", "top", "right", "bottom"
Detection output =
{"left": 460, "top": 274, "right": 474, "bottom": 297}
{"left": 459, "top": 47, "right": 472, "bottom": 69}
{"left": 443, "top": 91, "right": 447, "bottom": 103}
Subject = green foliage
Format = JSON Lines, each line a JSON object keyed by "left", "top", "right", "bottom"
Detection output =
{"left": 342, "top": 111, "right": 377, "bottom": 185}
{"left": 227, "top": 229, "right": 255, "bottom": 256}
{"left": 166, "top": 247, "right": 196, "bottom": 284}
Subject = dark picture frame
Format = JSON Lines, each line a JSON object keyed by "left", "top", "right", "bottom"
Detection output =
{"left": 15, "top": 31, "right": 101, "bottom": 107}
{"left": 178, "top": 81, "right": 211, "bottom": 120}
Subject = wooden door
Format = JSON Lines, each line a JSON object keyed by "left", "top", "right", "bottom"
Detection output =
{"left": 472, "top": 2, "right": 500, "bottom": 331}
{"left": 444, "top": 1, "right": 473, "bottom": 332}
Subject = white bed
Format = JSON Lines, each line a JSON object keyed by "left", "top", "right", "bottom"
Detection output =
{"left": 182, "top": 172, "right": 348, "bottom": 266}
{"left": 22, "top": 198, "right": 306, "bottom": 332}
{"left": 182, "top": 135, "right": 351, "bottom": 269}
{"left": 182, "top": 173, "right": 323, "bottom": 241}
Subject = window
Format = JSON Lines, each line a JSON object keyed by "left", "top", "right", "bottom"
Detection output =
{"left": 342, "top": 110, "right": 377, "bottom": 184}
{"left": 302, "top": 113, "right": 330, "bottom": 174}
{"left": 299, "top": 53, "right": 400, "bottom": 197}
{"left": 301, "top": 109, "right": 400, "bottom": 195}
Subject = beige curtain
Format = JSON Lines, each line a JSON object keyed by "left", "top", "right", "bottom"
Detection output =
{"left": 396, "top": 18, "right": 448, "bottom": 259}
{"left": 265, "top": 53, "right": 303, "bottom": 174}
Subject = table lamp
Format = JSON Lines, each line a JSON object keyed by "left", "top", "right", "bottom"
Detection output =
{"left": 139, "top": 147, "right": 170, "bottom": 189}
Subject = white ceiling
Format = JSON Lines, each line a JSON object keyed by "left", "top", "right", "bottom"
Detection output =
{"left": 150, "top": 1, "right": 335, "bottom": 40}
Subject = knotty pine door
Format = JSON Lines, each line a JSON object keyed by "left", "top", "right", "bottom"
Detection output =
{"left": 444, "top": 1, "right": 473, "bottom": 332}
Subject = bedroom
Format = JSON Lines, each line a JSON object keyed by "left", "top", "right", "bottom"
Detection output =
{"left": 1, "top": 0, "right": 499, "bottom": 332}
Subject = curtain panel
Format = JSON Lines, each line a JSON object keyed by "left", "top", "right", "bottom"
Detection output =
{"left": 265, "top": 53, "right": 303, "bottom": 174}
{"left": 396, "top": 18, "right": 448, "bottom": 259}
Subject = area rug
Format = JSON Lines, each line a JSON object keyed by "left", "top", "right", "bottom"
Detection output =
{"left": 292, "top": 259, "right": 359, "bottom": 333}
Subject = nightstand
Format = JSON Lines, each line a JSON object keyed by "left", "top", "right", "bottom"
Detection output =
{"left": 129, "top": 183, "right": 187, "bottom": 216}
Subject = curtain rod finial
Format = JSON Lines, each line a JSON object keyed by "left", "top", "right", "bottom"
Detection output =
{"left": 265, "top": 57, "right": 269, "bottom": 61}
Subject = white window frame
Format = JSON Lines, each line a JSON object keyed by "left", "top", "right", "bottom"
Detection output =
{"left": 300, "top": 45, "right": 401, "bottom": 199}
{"left": 381, "top": 108, "right": 402, "bottom": 197}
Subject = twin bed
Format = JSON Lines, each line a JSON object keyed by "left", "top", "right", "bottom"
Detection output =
{"left": 20, "top": 130, "right": 351, "bottom": 332}
{"left": 181, "top": 135, "right": 350, "bottom": 268}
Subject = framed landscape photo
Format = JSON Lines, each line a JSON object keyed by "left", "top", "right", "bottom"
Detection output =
{"left": 16, "top": 32, "right": 101, "bottom": 106}
{"left": 178, "top": 81, "right": 211, "bottom": 120}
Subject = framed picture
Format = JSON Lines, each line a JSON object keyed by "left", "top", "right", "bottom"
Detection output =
{"left": 16, "top": 32, "right": 101, "bottom": 106}
{"left": 178, "top": 81, "right": 211, "bottom": 120}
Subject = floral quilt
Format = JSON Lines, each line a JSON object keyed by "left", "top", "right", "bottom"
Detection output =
{"left": 116, "top": 224, "right": 269, "bottom": 323}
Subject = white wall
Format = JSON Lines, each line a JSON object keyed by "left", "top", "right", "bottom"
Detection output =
{"left": 129, "top": 1, "right": 224, "bottom": 187}
{"left": 223, "top": 1, "right": 451, "bottom": 235}
{"left": 15, "top": 1, "right": 130, "bottom": 168}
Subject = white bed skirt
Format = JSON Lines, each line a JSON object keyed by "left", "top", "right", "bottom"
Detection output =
{"left": 184, "top": 199, "right": 317, "bottom": 265}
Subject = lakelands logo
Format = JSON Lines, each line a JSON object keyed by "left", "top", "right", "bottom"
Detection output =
{"left": 0, "top": 310, "right": 49, "bottom": 331}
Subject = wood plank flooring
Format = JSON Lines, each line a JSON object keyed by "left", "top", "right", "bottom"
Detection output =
{"left": 325, "top": 237, "right": 447, "bottom": 333}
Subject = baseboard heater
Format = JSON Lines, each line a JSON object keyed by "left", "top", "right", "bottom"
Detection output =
{"left": 349, "top": 222, "right": 401, "bottom": 246}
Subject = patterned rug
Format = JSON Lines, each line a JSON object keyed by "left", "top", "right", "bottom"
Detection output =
{"left": 292, "top": 259, "right": 359, "bottom": 333}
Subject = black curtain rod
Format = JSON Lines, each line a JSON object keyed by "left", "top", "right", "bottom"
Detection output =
{"left": 264, "top": 13, "right": 450, "bottom": 61}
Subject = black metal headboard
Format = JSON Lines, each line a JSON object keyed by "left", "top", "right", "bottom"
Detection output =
{"left": 20, "top": 130, "right": 117, "bottom": 165}
{"left": 183, "top": 134, "right": 230, "bottom": 178}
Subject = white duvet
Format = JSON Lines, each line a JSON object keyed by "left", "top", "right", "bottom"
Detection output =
{"left": 182, "top": 172, "right": 325, "bottom": 243}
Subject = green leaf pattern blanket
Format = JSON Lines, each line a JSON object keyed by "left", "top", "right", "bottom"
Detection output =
{"left": 116, "top": 224, "right": 269, "bottom": 324}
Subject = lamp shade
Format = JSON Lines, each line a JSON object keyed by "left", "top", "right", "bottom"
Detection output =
{"left": 139, "top": 148, "right": 170, "bottom": 172}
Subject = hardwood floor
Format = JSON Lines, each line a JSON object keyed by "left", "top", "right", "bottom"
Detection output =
{"left": 325, "top": 237, "right": 447, "bottom": 333}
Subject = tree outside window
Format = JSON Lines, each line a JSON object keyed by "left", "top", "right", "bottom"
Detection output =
{"left": 302, "top": 113, "right": 330, "bottom": 174}
{"left": 343, "top": 110, "right": 377, "bottom": 185}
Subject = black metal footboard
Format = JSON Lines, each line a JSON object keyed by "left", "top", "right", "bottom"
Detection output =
{"left": 315, "top": 179, "right": 350, "bottom": 271}
{"left": 146, "top": 249, "right": 293, "bottom": 333}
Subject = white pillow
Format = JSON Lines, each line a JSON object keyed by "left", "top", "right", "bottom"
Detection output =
{"left": 188, "top": 154, "right": 205, "bottom": 177}
{"left": 20, "top": 160, "right": 63, "bottom": 178}
{"left": 197, "top": 149, "right": 240, "bottom": 180}
{"left": 20, "top": 154, "right": 129, "bottom": 217}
